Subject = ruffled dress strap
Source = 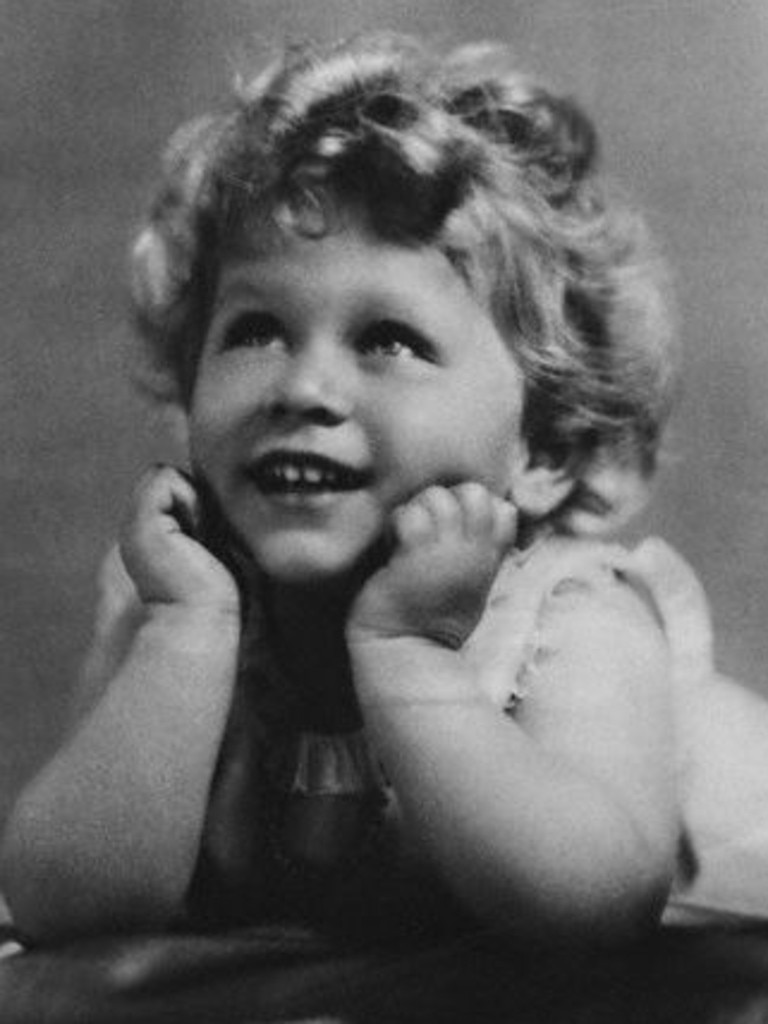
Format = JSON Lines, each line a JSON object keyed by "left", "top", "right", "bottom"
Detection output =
{"left": 478, "top": 533, "right": 715, "bottom": 712}
{"left": 467, "top": 534, "right": 648, "bottom": 711}
{"left": 611, "top": 537, "right": 715, "bottom": 687}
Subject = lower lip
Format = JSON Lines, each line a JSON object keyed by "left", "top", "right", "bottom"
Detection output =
{"left": 246, "top": 478, "right": 365, "bottom": 511}
{"left": 265, "top": 489, "right": 355, "bottom": 508}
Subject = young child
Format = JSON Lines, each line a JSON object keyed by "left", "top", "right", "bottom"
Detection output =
{"left": 1, "top": 32, "right": 760, "bottom": 949}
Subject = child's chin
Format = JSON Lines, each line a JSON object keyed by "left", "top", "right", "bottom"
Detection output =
{"left": 256, "top": 550, "right": 364, "bottom": 589}
{"left": 255, "top": 538, "right": 386, "bottom": 593}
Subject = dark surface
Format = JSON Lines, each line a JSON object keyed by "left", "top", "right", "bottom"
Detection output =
{"left": 2, "top": 925, "right": 768, "bottom": 1023}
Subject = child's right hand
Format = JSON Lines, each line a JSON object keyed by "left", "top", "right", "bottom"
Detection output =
{"left": 119, "top": 466, "right": 240, "bottom": 616}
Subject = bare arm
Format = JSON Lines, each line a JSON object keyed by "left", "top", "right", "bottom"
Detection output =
{"left": 348, "top": 485, "right": 678, "bottom": 944}
{"left": 0, "top": 469, "right": 241, "bottom": 942}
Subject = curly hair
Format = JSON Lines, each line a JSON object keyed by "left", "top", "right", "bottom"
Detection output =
{"left": 129, "top": 33, "right": 678, "bottom": 529}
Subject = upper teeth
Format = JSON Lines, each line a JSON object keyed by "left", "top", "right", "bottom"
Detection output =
{"left": 268, "top": 461, "right": 340, "bottom": 486}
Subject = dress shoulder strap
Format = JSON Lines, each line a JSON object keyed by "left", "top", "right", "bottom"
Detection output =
{"left": 467, "top": 535, "right": 636, "bottom": 707}
{"left": 469, "top": 533, "right": 716, "bottom": 710}
{"left": 615, "top": 537, "right": 715, "bottom": 686}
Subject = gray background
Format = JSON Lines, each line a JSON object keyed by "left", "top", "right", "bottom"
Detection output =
{"left": 2, "top": 0, "right": 767, "bottom": 817}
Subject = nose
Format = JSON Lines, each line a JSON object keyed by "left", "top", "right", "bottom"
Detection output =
{"left": 270, "top": 336, "right": 353, "bottom": 425}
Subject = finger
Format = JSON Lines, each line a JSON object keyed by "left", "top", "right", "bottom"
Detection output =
{"left": 491, "top": 498, "right": 518, "bottom": 550}
{"left": 451, "top": 482, "right": 496, "bottom": 538}
{"left": 392, "top": 501, "right": 435, "bottom": 547}
{"left": 121, "top": 467, "right": 199, "bottom": 581}
{"left": 415, "top": 485, "right": 462, "bottom": 533}
{"left": 133, "top": 465, "right": 201, "bottom": 536}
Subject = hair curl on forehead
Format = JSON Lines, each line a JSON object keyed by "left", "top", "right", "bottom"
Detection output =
{"left": 130, "top": 32, "right": 678, "bottom": 531}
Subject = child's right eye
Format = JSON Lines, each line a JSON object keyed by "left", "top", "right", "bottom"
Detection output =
{"left": 222, "top": 312, "right": 286, "bottom": 351}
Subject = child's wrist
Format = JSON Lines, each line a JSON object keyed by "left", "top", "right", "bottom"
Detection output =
{"left": 141, "top": 602, "right": 241, "bottom": 648}
{"left": 348, "top": 631, "right": 480, "bottom": 706}
{"left": 347, "top": 625, "right": 454, "bottom": 659}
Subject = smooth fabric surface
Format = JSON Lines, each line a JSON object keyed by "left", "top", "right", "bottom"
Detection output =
{"left": 3, "top": 924, "right": 768, "bottom": 1023}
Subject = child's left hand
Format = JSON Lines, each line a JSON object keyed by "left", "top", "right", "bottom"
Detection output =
{"left": 349, "top": 482, "right": 516, "bottom": 649}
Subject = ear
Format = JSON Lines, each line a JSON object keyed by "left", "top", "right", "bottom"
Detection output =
{"left": 161, "top": 404, "right": 190, "bottom": 453}
{"left": 507, "top": 449, "right": 574, "bottom": 519}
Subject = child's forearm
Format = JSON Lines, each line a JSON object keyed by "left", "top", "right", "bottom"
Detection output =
{"left": 0, "top": 607, "right": 239, "bottom": 942}
{"left": 350, "top": 636, "right": 676, "bottom": 943}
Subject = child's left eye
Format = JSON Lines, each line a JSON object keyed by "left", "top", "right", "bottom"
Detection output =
{"left": 357, "top": 321, "right": 433, "bottom": 361}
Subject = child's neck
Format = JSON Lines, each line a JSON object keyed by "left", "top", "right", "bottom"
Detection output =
{"left": 264, "top": 578, "right": 361, "bottom": 732}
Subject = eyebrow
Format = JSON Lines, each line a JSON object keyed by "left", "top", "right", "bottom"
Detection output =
{"left": 211, "top": 278, "right": 272, "bottom": 316}
{"left": 210, "top": 253, "right": 483, "bottom": 339}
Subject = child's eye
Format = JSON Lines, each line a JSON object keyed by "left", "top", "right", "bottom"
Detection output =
{"left": 221, "top": 312, "right": 286, "bottom": 351}
{"left": 357, "top": 321, "right": 434, "bottom": 362}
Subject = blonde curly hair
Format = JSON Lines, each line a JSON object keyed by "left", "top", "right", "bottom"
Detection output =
{"left": 129, "top": 33, "right": 678, "bottom": 531}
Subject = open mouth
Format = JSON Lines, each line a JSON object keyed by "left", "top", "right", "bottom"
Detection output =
{"left": 248, "top": 450, "right": 370, "bottom": 495}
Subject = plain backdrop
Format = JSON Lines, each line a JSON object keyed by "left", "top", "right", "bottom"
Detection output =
{"left": 2, "top": 0, "right": 768, "bottom": 817}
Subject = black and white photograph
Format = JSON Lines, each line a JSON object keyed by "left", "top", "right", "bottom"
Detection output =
{"left": 1, "top": 2, "right": 768, "bottom": 1020}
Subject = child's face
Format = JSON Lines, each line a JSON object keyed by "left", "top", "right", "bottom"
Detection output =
{"left": 187, "top": 213, "right": 531, "bottom": 587}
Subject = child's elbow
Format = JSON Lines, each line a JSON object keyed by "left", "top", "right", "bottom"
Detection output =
{"left": 461, "top": 833, "right": 675, "bottom": 948}
{"left": 524, "top": 786, "right": 680, "bottom": 946}
{"left": 548, "top": 833, "right": 675, "bottom": 946}
{"left": 0, "top": 819, "right": 184, "bottom": 945}
{"left": 0, "top": 868, "right": 183, "bottom": 947}
{"left": 593, "top": 815, "right": 678, "bottom": 944}
{"left": 560, "top": 860, "right": 672, "bottom": 946}
{"left": 478, "top": 874, "right": 671, "bottom": 949}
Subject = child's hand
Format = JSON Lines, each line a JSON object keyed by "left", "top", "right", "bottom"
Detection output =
{"left": 120, "top": 466, "right": 239, "bottom": 616}
{"left": 349, "top": 483, "right": 516, "bottom": 649}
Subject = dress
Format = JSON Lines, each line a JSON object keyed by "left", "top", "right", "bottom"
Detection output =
{"left": 189, "top": 533, "right": 768, "bottom": 937}
{"left": 188, "top": 574, "right": 472, "bottom": 943}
